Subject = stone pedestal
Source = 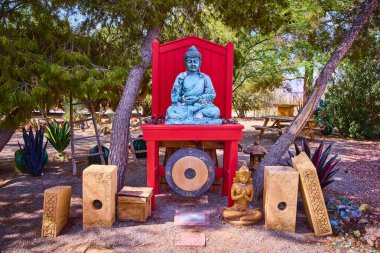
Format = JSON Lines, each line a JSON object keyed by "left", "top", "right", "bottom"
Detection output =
{"left": 41, "top": 186, "right": 72, "bottom": 237}
{"left": 292, "top": 152, "right": 332, "bottom": 236}
{"left": 264, "top": 166, "right": 299, "bottom": 232}
{"left": 83, "top": 165, "right": 117, "bottom": 229}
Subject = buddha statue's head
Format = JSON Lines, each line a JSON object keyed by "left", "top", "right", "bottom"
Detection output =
{"left": 184, "top": 45, "right": 201, "bottom": 73}
{"left": 235, "top": 161, "right": 251, "bottom": 184}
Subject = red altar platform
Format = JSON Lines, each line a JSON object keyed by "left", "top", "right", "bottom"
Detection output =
{"left": 142, "top": 36, "right": 244, "bottom": 210}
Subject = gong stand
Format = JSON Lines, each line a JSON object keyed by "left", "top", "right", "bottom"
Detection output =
{"left": 142, "top": 124, "right": 243, "bottom": 210}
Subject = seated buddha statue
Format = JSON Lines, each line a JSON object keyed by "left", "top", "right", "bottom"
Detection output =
{"left": 222, "top": 161, "right": 262, "bottom": 225}
{"left": 165, "top": 45, "right": 222, "bottom": 125}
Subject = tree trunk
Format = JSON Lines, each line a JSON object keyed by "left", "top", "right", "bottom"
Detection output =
{"left": 0, "top": 127, "right": 16, "bottom": 153}
{"left": 253, "top": 0, "right": 379, "bottom": 200}
{"left": 303, "top": 57, "right": 314, "bottom": 106}
{"left": 109, "top": 26, "right": 161, "bottom": 191}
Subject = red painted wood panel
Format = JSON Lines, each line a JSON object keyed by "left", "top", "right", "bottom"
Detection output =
{"left": 142, "top": 124, "right": 243, "bottom": 141}
{"left": 152, "top": 36, "right": 233, "bottom": 119}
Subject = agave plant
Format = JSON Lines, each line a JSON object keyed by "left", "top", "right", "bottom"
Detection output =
{"left": 287, "top": 138, "right": 341, "bottom": 188}
{"left": 17, "top": 127, "right": 48, "bottom": 176}
{"left": 45, "top": 120, "right": 71, "bottom": 155}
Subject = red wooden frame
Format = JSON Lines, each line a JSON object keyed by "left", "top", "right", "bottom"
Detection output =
{"left": 143, "top": 36, "right": 243, "bottom": 210}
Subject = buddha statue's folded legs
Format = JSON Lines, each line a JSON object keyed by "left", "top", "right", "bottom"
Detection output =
{"left": 165, "top": 104, "right": 188, "bottom": 123}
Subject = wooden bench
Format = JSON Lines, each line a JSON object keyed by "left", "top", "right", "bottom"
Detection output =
{"left": 254, "top": 125, "right": 321, "bottom": 140}
{"left": 253, "top": 125, "right": 288, "bottom": 135}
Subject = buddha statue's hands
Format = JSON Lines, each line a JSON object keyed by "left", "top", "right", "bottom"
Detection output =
{"left": 235, "top": 190, "right": 246, "bottom": 199}
{"left": 198, "top": 98, "right": 207, "bottom": 105}
{"left": 183, "top": 95, "right": 199, "bottom": 105}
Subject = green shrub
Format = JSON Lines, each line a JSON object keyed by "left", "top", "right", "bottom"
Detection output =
{"left": 313, "top": 100, "right": 334, "bottom": 135}
{"left": 325, "top": 60, "right": 380, "bottom": 139}
{"left": 232, "top": 89, "right": 274, "bottom": 118}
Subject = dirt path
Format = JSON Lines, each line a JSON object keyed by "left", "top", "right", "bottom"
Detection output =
{"left": 0, "top": 119, "right": 379, "bottom": 253}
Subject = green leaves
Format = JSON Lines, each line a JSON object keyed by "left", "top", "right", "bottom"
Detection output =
{"left": 326, "top": 59, "right": 380, "bottom": 139}
{"left": 45, "top": 120, "right": 71, "bottom": 153}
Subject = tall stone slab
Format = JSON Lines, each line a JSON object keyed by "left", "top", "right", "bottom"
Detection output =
{"left": 83, "top": 165, "right": 117, "bottom": 229}
{"left": 264, "top": 166, "right": 299, "bottom": 232}
{"left": 41, "top": 186, "right": 72, "bottom": 237}
{"left": 292, "top": 152, "right": 332, "bottom": 236}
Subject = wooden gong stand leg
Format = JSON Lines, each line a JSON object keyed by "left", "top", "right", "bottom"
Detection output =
{"left": 222, "top": 141, "right": 230, "bottom": 197}
{"left": 147, "top": 140, "right": 159, "bottom": 210}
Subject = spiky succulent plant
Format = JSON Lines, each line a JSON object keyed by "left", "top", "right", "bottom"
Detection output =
{"left": 17, "top": 127, "right": 48, "bottom": 176}
{"left": 45, "top": 120, "right": 71, "bottom": 154}
{"left": 287, "top": 138, "right": 341, "bottom": 188}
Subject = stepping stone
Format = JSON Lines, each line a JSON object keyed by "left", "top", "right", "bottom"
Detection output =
{"left": 175, "top": 232, "right": 206, "bottom": 247}
{"left": 174, "top": 210, "right": 210, "bottom": 226}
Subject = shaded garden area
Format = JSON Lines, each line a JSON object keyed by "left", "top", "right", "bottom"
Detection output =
{"left": 1, "top": 0, "right": 380, "bottom": 252}
{"left": 0, "top": 122, "right": 379, "bottom": 252}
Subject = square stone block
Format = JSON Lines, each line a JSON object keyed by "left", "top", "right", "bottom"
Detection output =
{"left": 264, "top": 166, "right": 299, "bottom": 232}
{"left": 292, "top": 152, "right": 332, "bottom": 236}
{"left": 83, "top": 165, "right": 117, "bottom": 229}
{"left": 41, "top": 186, "right": 72, "bottom": 237}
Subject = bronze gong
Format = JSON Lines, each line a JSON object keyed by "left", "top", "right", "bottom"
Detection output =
{"left": 165, "top": 148, "right": 215, "bottom": 197}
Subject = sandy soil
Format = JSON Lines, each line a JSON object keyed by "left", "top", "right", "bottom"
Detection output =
{"left": 0, "top": 118, "right": 379, "bottom": 253}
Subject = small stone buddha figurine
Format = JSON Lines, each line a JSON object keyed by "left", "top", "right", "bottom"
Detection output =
{"left": 222, "top": 161, "right": 262, "bottom": 225}
{"left": 165, "top": 45, "right": 222, "bottom": 125}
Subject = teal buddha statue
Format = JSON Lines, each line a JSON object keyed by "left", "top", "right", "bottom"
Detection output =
{"left": 165, "top": 46, "right": 222, "bottom": 125}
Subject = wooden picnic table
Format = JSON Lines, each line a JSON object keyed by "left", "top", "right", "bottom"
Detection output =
{"left": 253, "top": 115, "right": 319, "bottom": 140}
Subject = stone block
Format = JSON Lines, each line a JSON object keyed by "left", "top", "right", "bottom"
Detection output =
{"left": 264, "top": 166, "right": 299, "bottom": 232}
{"left": 292, "top": 152, "right": 332, "bottom": 236}
{"left": 83, "top": 165, "right": 117, "bottom": 229}
{"left": 41, "top": 186, "right": 72, "bottom": 237}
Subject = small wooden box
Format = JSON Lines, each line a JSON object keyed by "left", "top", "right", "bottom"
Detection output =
{"left": 117, "top": 186, "right": 153, "bottom": 222}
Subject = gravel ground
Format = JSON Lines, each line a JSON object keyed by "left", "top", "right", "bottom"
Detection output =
{"left": 0, "top": 118, "right": 379, "bottom": 253}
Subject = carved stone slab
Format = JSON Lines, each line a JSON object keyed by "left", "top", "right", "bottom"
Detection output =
{"left": 41, "top": 186, "right": 72, "bottom": 237}
{"left": 83, "top": 165, "right": 117, "bottom": 229}
{"left": 264, "top": 166, "right": 299, "bottom": 232}
{"left": 292, "top": 152, "right": 332, "bottom": 236}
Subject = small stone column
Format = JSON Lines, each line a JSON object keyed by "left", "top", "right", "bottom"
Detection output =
{"left": 41, "top": 186, "right": 72, "bottom": 237}
{"left": 264, "top": 166, "right": 299, "bottom": 232}
{"left": 83, "top": 165, "right": 117, "bottom": 229}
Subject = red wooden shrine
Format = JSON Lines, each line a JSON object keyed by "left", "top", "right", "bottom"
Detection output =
{"left": 142, "top": 36, "right": 243, "bottom": 210}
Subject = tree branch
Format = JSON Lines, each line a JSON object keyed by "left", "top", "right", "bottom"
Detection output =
{"left": 253, "top": 0, "right": 380, "bottom": 201}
